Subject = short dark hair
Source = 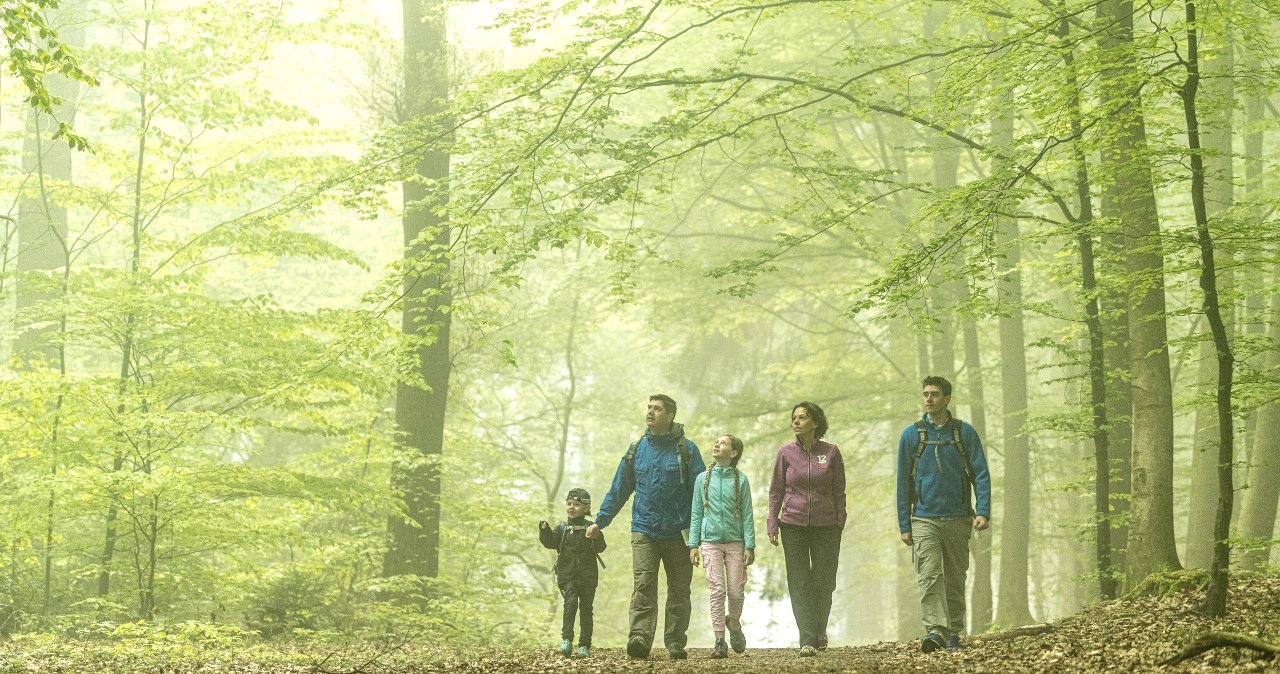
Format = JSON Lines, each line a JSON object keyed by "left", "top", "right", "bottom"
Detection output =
{"left": 922, "top": 375, "right": 952, "bottom": 397}
{"left": 793, "top": 401, "right": 829, "bottom": 439}
{"left": 650, "top": 394, "right": 677, "bottom": 416}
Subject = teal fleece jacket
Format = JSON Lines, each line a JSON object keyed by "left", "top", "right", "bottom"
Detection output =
{"left": 687, "top": 465, "right": 756, "bottom": 551}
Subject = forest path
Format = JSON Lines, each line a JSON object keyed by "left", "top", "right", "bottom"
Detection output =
{"left": 415, "top": 575, "right": 1280, "bottom": 673}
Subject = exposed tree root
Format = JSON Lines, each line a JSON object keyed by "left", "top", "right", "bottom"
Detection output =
{"left": 1159, "top": 631, "right": 1280, "bottom": 666}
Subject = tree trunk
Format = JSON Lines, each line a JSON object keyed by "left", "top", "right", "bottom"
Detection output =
{"left": 1057, "top": 3, "right": 1116, "bottom": 599}
{"left": 1239, "top": 289, "right": 1280, "bottom": 569}
{"left": 1176, "top": 0, "right": 1235, "bottom": 616}
{"left": 925, "top": 3, "right": 958, "bottom": 381}
{"left": 1098, "top": 0, "right": 1182, "bottom": 588}
{"left": 991, "top": 100, "right": 1035, "bottom": 629}
{"left": 1236, "top": 39, "right": 1277, "bottom": 572}
{"left": 17, "top": 13, "right": 81, "bottom": 615}
{"left": 384, "top": 0, "right": 453, "bottom": 581}
{"left": 1185, "top": 3, "right": 1234, "bottom": 570}
{"left": 962, "top": 316, "right": 993, "bottom": 632}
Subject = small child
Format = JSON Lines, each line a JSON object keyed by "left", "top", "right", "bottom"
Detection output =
{"left": 539, "top": 487, "right": 606, "bottom": 658}
{"left": 689, "top": 435, "right": 756, "bottom": 658}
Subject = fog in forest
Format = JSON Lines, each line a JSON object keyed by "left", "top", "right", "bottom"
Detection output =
{"left": 1, "top": 0, "right": 1278, "bottom": 656}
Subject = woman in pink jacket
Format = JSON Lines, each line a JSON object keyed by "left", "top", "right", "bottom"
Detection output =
{"left": 767, "top": 401, "right": 847, "bottom": 657}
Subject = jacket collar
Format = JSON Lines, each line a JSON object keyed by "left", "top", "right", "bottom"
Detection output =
{"left": 646, "top": 422, "right": 686, "bottom": 445}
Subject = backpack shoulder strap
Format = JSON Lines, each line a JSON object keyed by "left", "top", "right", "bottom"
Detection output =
{"left": 556, "top": 521, "right": 569, "bottom": 555}
{"left": 677, "top": 437, "right": 690, "bottom": 486}
{"left": 908, "top": 420, "right": 929, "bottom": 512}
{"left": 948, "top": 418, "right": 976, "bottom": 483}
{"left": 625, "top": 440, "right": 640, "bottom": 486}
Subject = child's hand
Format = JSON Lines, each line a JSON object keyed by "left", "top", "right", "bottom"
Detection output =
{"left": 539, "top": 520, "right": 550, "bottom": 530}
{"left": 689, "top": 548, "right": 701, "bottom": 567}
{"left": 744, "top": 550, "right": 755, "bottom": 567}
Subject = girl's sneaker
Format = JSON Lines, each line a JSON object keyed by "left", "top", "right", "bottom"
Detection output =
{"left": 728, "top": 626, "right": 746, "bottom": 654}
{"left": 575, "top": 646, "right": 590, "bottom": 658}
{"left": 557, "top": 640, "right": 572, "bottom": 656}
{"left": 711, "top": 639, "right": 729, "bottom": 658}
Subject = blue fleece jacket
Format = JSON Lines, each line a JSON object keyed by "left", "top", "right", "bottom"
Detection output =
{"left": 596, "top": 423, "right": 705, "bottom": 541}
{"left": 896, "top": 413, "right": 992, "bottom": 533}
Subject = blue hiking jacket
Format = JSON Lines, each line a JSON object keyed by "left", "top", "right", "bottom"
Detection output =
{"left": 895, "top": 413, "right": 992, "bottom": 533}
{"left": 596, "top": 423, "right": 706, "bottom": 541}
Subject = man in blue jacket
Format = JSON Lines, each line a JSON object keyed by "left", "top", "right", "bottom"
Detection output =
{"left": 587, "top": 394, "right": 705, "bottom": 660}
{"left": 896, "top": 376, "right": 992, "bottom": 654}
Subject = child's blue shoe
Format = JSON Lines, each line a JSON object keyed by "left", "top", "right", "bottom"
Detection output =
{"left": 558, "top": 640, "right": 572, "bottom": 656}
{"left": 575, "top": 646, "right": 590, "bottom": 658}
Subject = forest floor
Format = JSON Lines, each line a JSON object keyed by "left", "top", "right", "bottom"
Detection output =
{"left": 4, "top": 572, "right": 1280, "bottom": 673}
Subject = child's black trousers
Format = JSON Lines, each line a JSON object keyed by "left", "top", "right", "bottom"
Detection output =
{"left": 560, "top": 580, "right": 597, "bottom": 646}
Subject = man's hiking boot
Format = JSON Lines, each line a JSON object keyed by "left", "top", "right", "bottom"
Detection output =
{"left": 626, "top": 637, "right": 649, "bottom": 659}
{"left": 816, "top": 633, "right": 828, "bottom": 651}
{"left": 668, "top": 645, "right": 688, "bottom": 660}
{"left": 798, "top": 644, "right": 817, "bottom": 657}
{"left": 946, "top": 635, "right": 962, "bottom": 651}
{"left": 711, "top": 639, "right": 728, "bottom": 659}
{"left": 922, "top": 631, "right": 946, "bottom": 653}
{"left": 557, "top": 640, "right": 572, "bottom": 657}
{"left": 728, "top": 625, "right": 746, "bottom": 654}
{"left": 575, "top": 646, "right": 590, "bottom": 658}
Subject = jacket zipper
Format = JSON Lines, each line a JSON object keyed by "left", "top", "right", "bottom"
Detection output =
{"left": 805, "top": 444, "right": 812, "bottom": 527}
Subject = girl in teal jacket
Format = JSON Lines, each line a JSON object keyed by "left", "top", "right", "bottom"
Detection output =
{"left": 689, "top": 435, "right": 756, "bottom": 658}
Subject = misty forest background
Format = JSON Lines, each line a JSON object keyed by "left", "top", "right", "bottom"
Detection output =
{"left": 1, "top": 0, "right": 1278, "bottom": 652}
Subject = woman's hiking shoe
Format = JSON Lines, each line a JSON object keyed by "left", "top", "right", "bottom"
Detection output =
{"left": 922, "top": 631, "right": 946, "bottom": 653}
{"left": 946, "top": 635, "right": 962, "bottom": 651}
{"left": 575, "top": 646, "right": 590, "bottom": 658}
{"left": 626, "top": 637, "right": 649, "bottom": 659}
{"left": 816, "top": 633, "right": 828, "bottom": 651}
{"left": 557, "top": 640, "right": 572, "bottom": 657}
{"left": 711, "top": 639, "right": 728, "bottom": 659}
{"left": 798, "top": 644, "right": 817, "bottom": 657}
{"left": 728, "top": 626, "right": 746, "bottom": 653}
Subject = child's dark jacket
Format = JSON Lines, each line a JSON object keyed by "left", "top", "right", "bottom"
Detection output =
{"left": 539, "top": 516, "right": 606, "bottom": 586}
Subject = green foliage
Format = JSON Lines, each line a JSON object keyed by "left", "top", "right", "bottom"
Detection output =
{"left": 2, "top": 0, "right": 97, "bottom": 149}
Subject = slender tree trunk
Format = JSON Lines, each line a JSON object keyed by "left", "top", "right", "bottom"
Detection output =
{"left": 1098, "top": 0, "right": 1182, "bottom": 588}
{"left": 1177, "top": 0, "right": 1235, "bottom": 616}
{"left": 1057, "top": 3, "right": 1116, "bottom": 599}
{"left": 962, "top": 316, "right": 993, "bottom": 632}
{"left": 898, "top": 317, "right": 934, "bottom": 640}
{"left": 925, "top": 3, "right": 958, "bottom": 380}
{"left": 1185, "top": 3, "right": 1235, "bottom": 570}
{"left": 101, "top": 14, "right": 154, "bottom": 599}
{"left": 17, "top": 13, "right": 80, "bottom": 616}
{"left": 384, "top": 0, "right": 453, "bottom": 581}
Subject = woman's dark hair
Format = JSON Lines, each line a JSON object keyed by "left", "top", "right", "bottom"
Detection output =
{"left": 793, "top": 401, "right": 829, "bottom": 439}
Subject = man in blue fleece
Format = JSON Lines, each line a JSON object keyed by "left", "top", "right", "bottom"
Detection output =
{"left": 587, "top": 394, "right": 705, "bottom": 660}
{"left": 896, "top": 376, "right": 992, "bottom": 654}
